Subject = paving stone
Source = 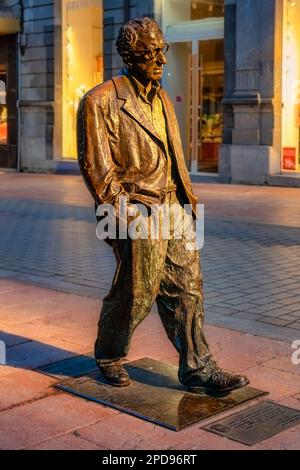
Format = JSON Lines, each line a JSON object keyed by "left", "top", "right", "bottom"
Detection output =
{"left": 280, "top": 314, "right": 300, "bottom": 322}
{"left": 255, "top": 307, "right": 297, "bottom": 318}
{"left": 75, "top": 411, "right": 230, "bottom": 451}
{"left": 259, "top": 317, "right": 296, "bottom": 327}
{"left": 0, "top": 369, "right": 57, "bottom": 411}
{"left": 127, "top": 331, "right": 176, "bottom": 362}
{"left": 0, "top": 393, "right": 118, "bottom": 450}
{"left": 6, "top": 337, "right": 88, "bottom": 369}
{"left": 169, "top": 430, "right": 251, "bottom": 450}
{"left": 263, "top": 355, "right": 300, "bottom": 376}
{"left": 212, "top": 335, "right": 288, "bottom": 373}
{"left": 245, "top": 365, "right": 300, "bottom": 401}
{"left": 28, "top": 433, "right": 105, "bottom": 450}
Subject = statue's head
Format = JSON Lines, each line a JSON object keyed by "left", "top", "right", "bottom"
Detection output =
{"left": 116, "top": 17, "right": 169, "bottom": 82}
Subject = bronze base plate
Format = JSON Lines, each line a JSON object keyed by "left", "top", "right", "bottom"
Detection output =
{"left": 55, "top": 357, "right": 268, "bottom": 431}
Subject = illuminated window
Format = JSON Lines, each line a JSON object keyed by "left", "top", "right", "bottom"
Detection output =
{"left": 282, "top": 0, "right": 300, "bottom": 171}
{"left": 62, "top": 0, "right": 103, "bottom": 159}
{"left": 191, "top": 0, "right": 225, "bottom": 20}
{"left": 164, "top": 0, "right": 224, "bottom": 26}
{"left": 0, "top": 77, "right": 7, "bottom": 144}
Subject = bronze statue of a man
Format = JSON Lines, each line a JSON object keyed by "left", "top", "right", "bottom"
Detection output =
{"left": 77, "top": 17, "right": 249, "bottom": 393}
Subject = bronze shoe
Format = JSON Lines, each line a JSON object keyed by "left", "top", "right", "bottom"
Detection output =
{"left": 186, "top": 361, "right": 249, "bottom": 394}
{"left": 97, "top": 362, "right": 132, "bottom": 387}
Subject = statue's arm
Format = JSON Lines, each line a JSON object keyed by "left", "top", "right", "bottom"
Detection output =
{"left": 77, "top": 93, "right": 127, "bottom": 206}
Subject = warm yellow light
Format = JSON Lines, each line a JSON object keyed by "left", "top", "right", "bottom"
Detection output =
{"left": 62, "top": 0, "right": 103, "bottom": 160}
{"left": 66, "top": 25, "right": 72, "bottom": 42}
{"left": 282, "top": 0, "right": 300, "bottom": 170}
{"left": 76, "top": 84, "right": 86, "bottom": 96}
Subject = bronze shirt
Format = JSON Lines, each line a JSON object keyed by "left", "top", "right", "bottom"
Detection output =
{"left": 126, "top": 71, "right": 177, "bottom": 192}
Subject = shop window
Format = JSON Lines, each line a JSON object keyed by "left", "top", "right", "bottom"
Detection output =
{"left": 282, "top": 0, "right": 300, "bottom": 171}
{"left": 199, "top": 39, "right": 224, "bottom": 172}
{"left": 164, "top": 0, "right": 224, "bottom": 26}
{"left": 165, "top": 39, "right": 224, "bottom": 173}
{"left": 0, "top": 75, "right": 7, "bottom": 144}
{"left": 191, "top": 0, "right": 224, "bottom": 19}
{"left": 62, "top": 0, "right": 103, "bottom": 159}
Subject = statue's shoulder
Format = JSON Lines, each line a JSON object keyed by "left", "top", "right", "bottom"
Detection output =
{"left": 84, "top": 79, "right": 116, "bottom": 102}
{"left": 80, "top": 78, "right": 122, "bottom": 114}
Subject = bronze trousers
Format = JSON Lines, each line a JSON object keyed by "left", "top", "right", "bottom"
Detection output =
{"left": 94, "top": 192, "right": 212, "bottom": 385}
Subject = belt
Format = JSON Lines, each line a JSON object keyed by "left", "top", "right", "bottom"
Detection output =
{"left": 123, "top": 182, "right": 177, "bottom": 202}
{"left": 167, "top": 182, "right": 177, "bottom": 193}
{"left": 161, "top": 182, "right": 177, "bottom": 198}
{"left": 123, "top": 183, "right": 139, "bottom": 194}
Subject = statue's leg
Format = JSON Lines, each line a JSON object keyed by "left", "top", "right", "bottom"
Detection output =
{"left": 95, "top": 236, "right": 167, "bottom": 365}
{"left": 156, "top": 237, "right": 212, "bottom": 385}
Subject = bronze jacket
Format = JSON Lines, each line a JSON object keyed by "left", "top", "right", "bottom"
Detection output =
{"left": 77, "top": 73, "right": 198, "bottom": 214}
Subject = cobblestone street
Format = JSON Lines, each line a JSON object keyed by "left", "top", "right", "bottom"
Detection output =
{"left": 1, "top": 172, "right": 300, "bottom": 342}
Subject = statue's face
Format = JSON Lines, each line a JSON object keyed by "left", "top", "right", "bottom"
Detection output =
{"left": 130, "top": 30, "right": 168, "bottom": 82}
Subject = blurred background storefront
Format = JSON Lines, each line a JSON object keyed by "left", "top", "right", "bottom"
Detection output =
{"left": 0, "top": 4, "right": 19, "bottom": 169}
{"left": 61, "top": 0, "right": 103, "bottom": 160}
{"left": 281, "top": 0, "right": 300, "bottom": 173}
{"left": 0, "top": 0, "right": 104, "bottom": 173}
{"left": 1, "top": 0, "right": 300, "bottom": 188}
{"left": 162, "top": 0, "right": 225, "bottom": 175}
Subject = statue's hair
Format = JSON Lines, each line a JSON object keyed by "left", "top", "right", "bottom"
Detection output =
{"left": 116, "top": 17, "right": 162, "bottom": 64}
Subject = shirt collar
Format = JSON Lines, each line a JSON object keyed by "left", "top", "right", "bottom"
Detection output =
{"left": 121, "top": 68, "right": 161, "bottom": 103}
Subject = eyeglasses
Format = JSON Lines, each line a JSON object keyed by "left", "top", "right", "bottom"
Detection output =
{"left": 133, "top": 43, "right": 170, "bottom": 61}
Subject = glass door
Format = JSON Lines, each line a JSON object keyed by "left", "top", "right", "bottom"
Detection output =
{"left": 165, "top": 38, "right": 224, "bottom": 174}
{"left": 165, "top": 42, "right": 193, "bottom": 170}
{"left": 198, "top": 39, "right": 224, "bottom": 173}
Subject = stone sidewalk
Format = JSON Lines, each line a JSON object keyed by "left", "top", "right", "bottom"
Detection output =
{"left": 0, "top": 278, "right": 300, "bottom": 450}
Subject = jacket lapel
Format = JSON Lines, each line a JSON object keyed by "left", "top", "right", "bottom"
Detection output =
{"left": 112, "top": 75, "right": 165, "bottom": 146}
{"left": 159, "top": 89, "right": 179, "bottom": 157}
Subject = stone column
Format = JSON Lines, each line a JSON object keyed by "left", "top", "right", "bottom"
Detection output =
{"left": 220, "top": 0, "right": 283, "bottom": 184}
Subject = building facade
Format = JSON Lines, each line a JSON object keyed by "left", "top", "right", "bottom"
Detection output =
{"left": 0, "top": 0, "right": 299, "bottom": 187}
